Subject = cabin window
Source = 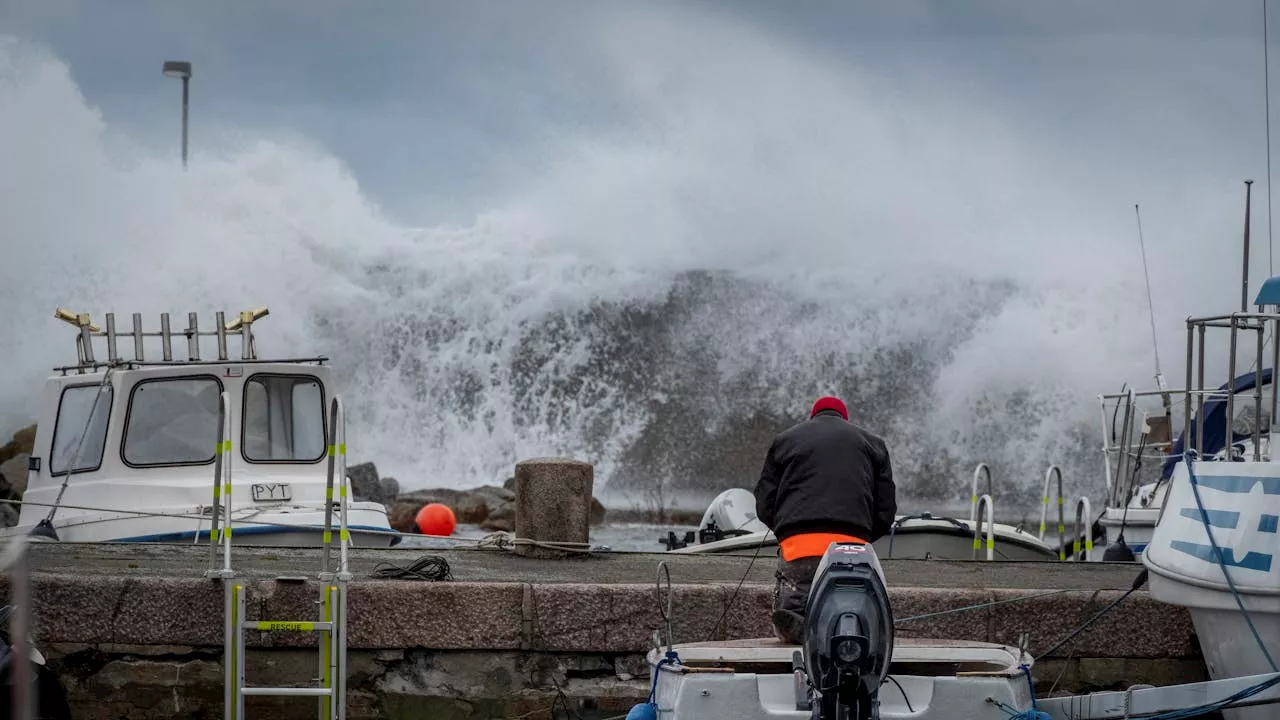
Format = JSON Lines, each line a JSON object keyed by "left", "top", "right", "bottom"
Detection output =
{"left": 122, "top": 376, "right": 222, "bottom": 466}
{"left": 242, "top": 374, "right": 326, "bottom": 463}
{"left": 50, "top": 383, "right": 114, "bottom": 476}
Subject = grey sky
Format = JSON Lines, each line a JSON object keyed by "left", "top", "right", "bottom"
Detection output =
{"left": 1, "top": 0, "right": 1272, "bottom": 225}
{"left": 5, "top": 1, "right": 1280, "bottom": 487}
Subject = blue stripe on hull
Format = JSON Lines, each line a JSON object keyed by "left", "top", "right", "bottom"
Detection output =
{"left": 1170, "top": 540, "right": 1273, "bottom": 572}
{"left": 109, "top": 524, "right": 401, "bottom": 546}
{"left": 1191, "top": 474, "right": 1280, "bottom": 495}
{"left": 1179, "top": 508, "right": 1240, "bottom": 528}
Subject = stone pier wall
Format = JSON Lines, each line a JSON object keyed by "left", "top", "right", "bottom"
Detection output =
{"left": 4, "top": 570, "right": 1205, "bottom": 719}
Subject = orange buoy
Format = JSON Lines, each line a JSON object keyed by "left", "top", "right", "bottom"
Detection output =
{"left": 415, "top": 502, "right": 457, "bottom": 536}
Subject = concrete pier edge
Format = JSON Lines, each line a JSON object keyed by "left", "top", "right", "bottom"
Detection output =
{"left": 0, "top": 543, "right": 1202, "bottom": 719}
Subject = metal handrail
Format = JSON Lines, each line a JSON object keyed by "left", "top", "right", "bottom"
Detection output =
{"left": 1072, "top": 496, "right": 1094, "bottom": 561}
{"left": 1183, "top": 311, "right": 1278, "bottom": 462}
{"left": 970, "top": 463, "right": 993, "bottom": 525}
{"left": 207, "top": 391, "right": 228, "bottom": 571}
{"left": 1038, "top": 466, "right": 1066, "bottom": 560}
{"left": 972, "top": 494, "right": 995, "bottom": 561}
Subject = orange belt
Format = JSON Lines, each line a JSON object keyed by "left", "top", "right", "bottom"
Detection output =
{"left": 779, "top": 532, "right": 867, "bottom": 561}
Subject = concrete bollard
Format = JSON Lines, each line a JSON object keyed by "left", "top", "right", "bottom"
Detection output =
{"left": 513, "top": 457, "right": 593, "bottom": 558}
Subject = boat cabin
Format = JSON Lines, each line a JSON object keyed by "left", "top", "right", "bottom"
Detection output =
{"left": 14, "top": 308, "right": 344, "bottom": 542}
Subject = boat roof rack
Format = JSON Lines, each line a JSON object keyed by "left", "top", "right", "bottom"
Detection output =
{"left": 51, "top": 307, "right": 329, "bottom": 375}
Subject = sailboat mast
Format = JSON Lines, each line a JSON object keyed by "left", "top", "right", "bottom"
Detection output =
{"left": 1244, "top": 179, "right": 1255, "bottom": 314}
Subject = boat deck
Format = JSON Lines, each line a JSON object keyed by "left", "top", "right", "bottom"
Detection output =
{"left": 655, "top": 637, "right": 1029, "bottom": 677}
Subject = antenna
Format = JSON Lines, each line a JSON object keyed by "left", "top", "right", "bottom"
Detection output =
{"left": 1245, "top": 180, "right": 1255, "bottom": 314}
{"left": 1133, "top": 204, "right": 1167, "bottom": 407}
{"left": 1266, "top": 0, "right": 1275, "bottom": 274}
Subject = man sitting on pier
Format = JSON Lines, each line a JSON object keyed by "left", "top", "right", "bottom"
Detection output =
{"left": 753, "top": 395, "right": 897, "bottom": 644}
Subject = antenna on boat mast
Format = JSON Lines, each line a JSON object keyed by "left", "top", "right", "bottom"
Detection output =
{"left": 1266, "top": 0, "right": 1275, "bottom": 275}
{"left": 1134, "top": 204, "right": 1170, "bottom": 414}
{"left": 1244, "top": 180, "right": 1255, "bottom": 314}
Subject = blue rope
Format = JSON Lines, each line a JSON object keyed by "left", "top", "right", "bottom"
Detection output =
{"left": 1184, "top": 457, "right": 1278, "bottom": 672}
{"left": 986, "top": 664, "right": 1050, "bottom": 719}
{"left": 649, "top": 649, "right": 680, "bottom": 701}
{"left": 627, "top": 650, "right": 681, "bottom": 720}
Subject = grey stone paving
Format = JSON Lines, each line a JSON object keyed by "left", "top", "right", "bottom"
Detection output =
{"left": 18, "top": 540, "right": 1146, "bottom": 590}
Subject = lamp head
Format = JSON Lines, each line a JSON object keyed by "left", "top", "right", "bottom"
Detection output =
{"left": 162, "top": 61, "right": 192, "bottom": 79}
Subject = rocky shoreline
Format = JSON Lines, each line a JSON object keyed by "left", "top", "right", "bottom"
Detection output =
{"left": 350, "top": 460, "right": 609, "bottom": 533}
{"left": 0, "top": 424, "right": 34, "bottom": 526}
{"left": 0, "top": 425, "right": 626, "bottom": 534}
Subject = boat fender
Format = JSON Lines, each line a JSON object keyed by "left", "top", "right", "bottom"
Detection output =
{"left": 624, "top": 702, "right": 657, "bottom": 720}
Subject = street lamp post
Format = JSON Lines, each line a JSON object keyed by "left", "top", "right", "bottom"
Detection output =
{"left": 162, "top": 60, "right": 192, "bottom": 168}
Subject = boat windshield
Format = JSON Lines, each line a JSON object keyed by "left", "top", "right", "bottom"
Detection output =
{"left": 242, "top": 374, "right": 326, "bottom": 463}
{"left": 122, "top": 376, "right": 221, "bottom": 466}
{"left": 51, "top": 383, "right": 113, "bottom": 475}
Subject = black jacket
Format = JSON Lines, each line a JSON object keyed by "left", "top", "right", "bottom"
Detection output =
{"left": 753, "top": 409, "right": 897, "bottom": 543}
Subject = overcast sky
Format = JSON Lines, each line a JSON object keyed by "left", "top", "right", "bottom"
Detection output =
{"left": 7, "top": 1, "right": 1280, "bottom": 483}
{"left": 1, "top": 0, "right": 1273, "bottom": 226}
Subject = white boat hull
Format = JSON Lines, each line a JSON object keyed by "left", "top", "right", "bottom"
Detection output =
{"left": 648, "top": 638, "right": 1036, "bottom": 719}
{"left": 1143, "top": 461, "right": 1280, "bottom": 720}
{"left": 0, "top": 501, "right": 400, "bottom": 548}
{"left": 1098, "top": 505, "right": 1160, "bottom": 557}
{"left": 1146, "top": 575, "right": 1280, "bottom": 720}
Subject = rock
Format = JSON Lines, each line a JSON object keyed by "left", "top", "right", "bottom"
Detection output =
{"left": 0, "top": 453, "right": 30, "bottom": 498}
{"left": 481, "top": 505, "right": 514, "bottom": 532}
{"left": 474, "top": 485, "right": 515, "bottom": 505}
{"left": 503, "top": 475, "right": 516, "bottom": 491}
{"left": 347, "top": 461, "right": 396, "bottom": 506}
{"left": 388, "top": 503, "right": 418, "bottom": 534}
{"left": 454, "top": 494, "right": 490, "bottom": 525}
{"left": 384, "top": 480, "right": 604, "bottom": 536}
{"left": 0, "top": 424, "right": 36, "bottom": 467}
{"left": 380, "top": 476, "right": 400, "bottom": 501}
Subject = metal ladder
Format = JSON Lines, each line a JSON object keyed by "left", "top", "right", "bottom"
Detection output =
{"left": 205, "top": 392, "right": 352, "bottom": 720}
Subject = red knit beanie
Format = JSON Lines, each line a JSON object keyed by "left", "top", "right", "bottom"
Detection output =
{"left": 810, "top": 396, "right": 848, "bottom": 420}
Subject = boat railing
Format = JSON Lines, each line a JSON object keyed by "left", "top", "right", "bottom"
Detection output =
{"left": 50, "top": 306, "right": 317, "bottom": 375}
{"left": 969, "top": 463, "right": 993, "bottom": 525}
{"left": 1098, "top": 388, "right": 1184, "bottom": 509}
{"left": 1033, "top": 465, "right": 1097, "bottom": 561}
{"left": 972, "top": 493, "right": 994, "bottom": 561}
{"left": 207, "top": 391, "right": 231, "bottom": 571}
{"left": 1071, "top": 496, "right": 1094, "bottom": 561}
{"left": 1038, "top": 465, "right": 1066, "bottom": 561}
{"left": 1183, "top": 310, "right": 1280, "bottom": 463}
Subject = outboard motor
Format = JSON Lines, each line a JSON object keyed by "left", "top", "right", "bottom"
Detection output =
{"left": 696, "top": 488, "right": 768, "bottom": 543}
{"left": 800, "top": 542, "right": 893, "bottom": 720}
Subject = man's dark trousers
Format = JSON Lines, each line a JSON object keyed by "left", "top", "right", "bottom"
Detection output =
{"left": 771, "top": 553, "right": 822, "bottom": 644}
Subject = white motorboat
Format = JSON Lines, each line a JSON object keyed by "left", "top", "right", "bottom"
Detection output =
{"left": 660, "top": 468, "right": 1062, "bottom": 562}
{"left": 1141, "top": 281, "right": 1280, "bottom": 720}
{"left": 0, "top": 307, "right": 400, "bottom": 548}
{"left": 638, "top": 539, "right": 1280, "bottom": 719}
{"left": 633, "top": 541, "right": 1044, "bottom": 719}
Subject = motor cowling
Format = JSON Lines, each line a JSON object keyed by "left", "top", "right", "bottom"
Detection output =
{"left": 801, "top": 542, "right": 894, "bottom": 720}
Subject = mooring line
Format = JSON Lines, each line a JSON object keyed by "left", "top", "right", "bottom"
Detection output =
{"left": 894, "top": 588, "right": 1071, "bottom": 624}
